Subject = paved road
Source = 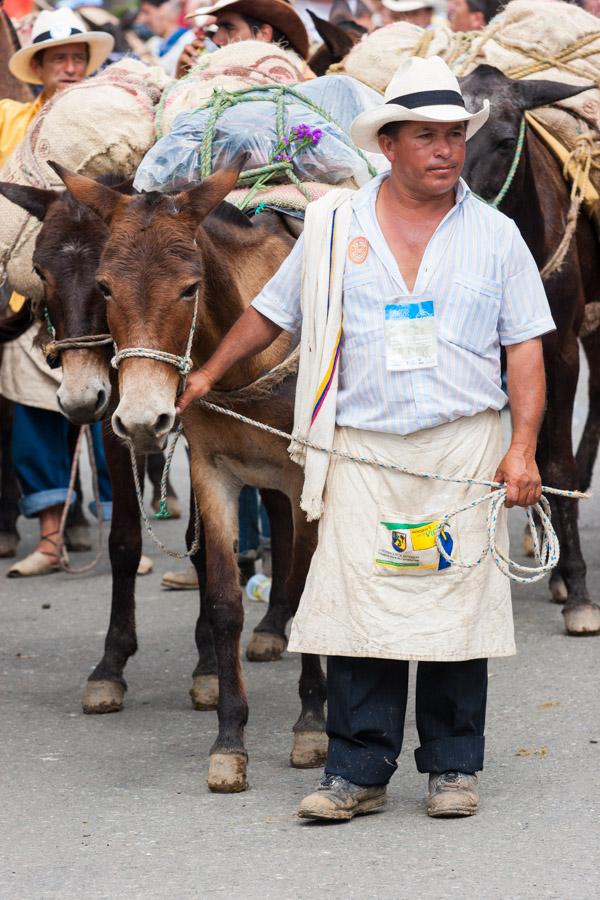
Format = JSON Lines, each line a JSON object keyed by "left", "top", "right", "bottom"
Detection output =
{"left": 2, "top": 374, "right": 599, "bottom": 900}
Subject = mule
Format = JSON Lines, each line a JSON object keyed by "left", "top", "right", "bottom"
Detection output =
{"left": 0, "top": 174, "right": 301, "bottom": 717}
{"left": 307, "top": 12, "right": 365, "bottom": 77}
{"left": 460, "top": 65, "right": 600, "bottom": 635}
{"left": 52, "top": 158, "right": 327, "bottom": 792}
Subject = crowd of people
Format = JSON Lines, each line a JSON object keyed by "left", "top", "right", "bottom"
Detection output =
{"left": 0, "top": 0, "right": 597, "bottom": 821}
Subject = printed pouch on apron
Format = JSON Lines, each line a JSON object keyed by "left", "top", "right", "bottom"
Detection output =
{"left": 373, "top": 507, "right": 458, "bottom": 577}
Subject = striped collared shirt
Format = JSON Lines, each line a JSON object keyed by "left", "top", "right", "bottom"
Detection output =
{"left": 252, "top": 174, "right": 555, "bottom": 435}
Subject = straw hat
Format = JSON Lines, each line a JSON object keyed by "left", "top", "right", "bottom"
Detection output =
{"left": 187, "top": 0, "right": 309, "bottom": 59}
{"left": 350, "top": 56, "right": 489, "bottom": 154}
{"left": 382, "top": 0, "right": 433, "bottom": 11}
{"left": 9, "top": 8, "right": 114, "bottom": 85}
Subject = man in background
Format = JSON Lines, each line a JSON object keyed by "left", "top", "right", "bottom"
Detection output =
{"left": 136, "top": 0, "right": 195, "bottom": 75}
{"left": 447, "top": 0, "right": 498, "bottom": 31}
{"left": 381, "top": 0, "right": 434, "bottom": 27}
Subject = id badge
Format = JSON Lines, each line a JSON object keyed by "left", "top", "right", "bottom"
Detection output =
{"left": 384, "top": 296, "right": 437, "bottom": 371}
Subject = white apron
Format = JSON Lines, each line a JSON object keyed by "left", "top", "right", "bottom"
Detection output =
{"left": 288, "top": 409, "right": 515, "bottom": 662}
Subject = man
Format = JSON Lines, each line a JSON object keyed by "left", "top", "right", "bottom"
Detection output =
{"left": 136, "top": 0, "right": 195, "bottom": 76}
{"left": 179, "top": 0, "right": 309, "bottom": 75}
{"left": 176, "top": 55, "right": 555, "bottom": 819}
{"left": 447, "top": 0, "right": 498, "bottom": 32}
{"left": 0, "top": 7, "right": 114, "bottom": 575}
{"left": 381, "top": 0, "right": 434, "bottom": 28}
{"left": 1, "top": 7, "right": 113, "bottom": 168}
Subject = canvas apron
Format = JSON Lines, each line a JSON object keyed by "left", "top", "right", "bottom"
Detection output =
{"left": 288, "top": 408, "right": 515, "bottom": 662}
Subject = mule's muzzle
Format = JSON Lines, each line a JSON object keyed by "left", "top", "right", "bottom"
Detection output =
{"left": 57, "top": 379, "right": 110, "bottom": 424}
{"left": 112, "top": 407, "right": 175, "bottom": 453}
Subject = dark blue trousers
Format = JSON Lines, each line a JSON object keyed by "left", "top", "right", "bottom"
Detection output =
{"left": 325, "top": 655, "right": 487, "bottom": 786}
{"left": 12, "top": 403, "right": 112, "bottom": 518}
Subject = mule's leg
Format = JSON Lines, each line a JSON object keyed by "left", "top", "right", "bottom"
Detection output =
{"left": 82, "top": 422, "right": 143, "bottom": 713}
{"left": 539, "top": 334, "right": 600, "bottom": 635}
{"left": 0, "top": 395, "right": 19, "bottom": 557}
{"left": 576, "top": 328, "right": 600, "bottom": 493}
{"left": 287, "top": 508, "right": 327, "bottom": 769}
{"left": 147, "top": 450, "right": 181, "bottom": 519}
{"left": 246, "top": 488, "right": 292, "bottom": 662}
{"left": 188, "top": 502, "right": 219, "bottom": 711}
{"left": 192, "top": 463, "right": 249, "bottom": 792}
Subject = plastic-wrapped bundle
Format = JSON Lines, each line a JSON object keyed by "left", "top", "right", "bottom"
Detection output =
{"left": 134, "top": 75, "right": 382, "bottom": 194}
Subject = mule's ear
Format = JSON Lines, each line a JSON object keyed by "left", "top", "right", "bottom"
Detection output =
{"left": 516, "top": 78, "right": 594, "bottom": 111}
{"left": 113, "top": 177, "right": 136, "bottom": 195}
{"left": 308, "top": 10, "right": 355, "bottom": 59}
{"left": 48, "top": 160, "right": 123, "bottom": 222}
{"left": 0, "top": 182, "right": 59, "bottom": 221}
{"left": 175, "top": 152, "right": 250, "bottom": 223}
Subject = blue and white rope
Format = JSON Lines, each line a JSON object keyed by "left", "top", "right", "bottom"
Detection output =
{"left": 110, "top": 292, "right": 589, "bottom": 580}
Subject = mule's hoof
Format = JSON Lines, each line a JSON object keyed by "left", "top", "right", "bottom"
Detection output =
{"left": 151, "top": 496, "right": 182, "bottom": 519}
{"left": 0, "top": 531, "right": 18, "bottom": 558}
{"left": 207, "top": 752, "right": 248, "bottom": 793}
{"left": 290, "top": 730, "right": 328, "bottom": 769}
{"left": 190, "top": 674, "right": 219, "bottom": 710}
{"left": 246, "top": 631, "right": 287, "bottom": 662}
{"left": 563, "top": 603, "right": 600, "bottom": 636}
{"left": 549, "top": 574, "right": 568, "bottom": 604}
{"left": 82, "top": 679, "right": 125, "bottom": 714}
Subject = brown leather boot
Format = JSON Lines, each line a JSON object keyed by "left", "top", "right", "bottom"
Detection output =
{"left": 297, "top": 774, "right": 386, "bottom": 821}
{"left": 427, "top": 772, "right": 479, "bottom": 818}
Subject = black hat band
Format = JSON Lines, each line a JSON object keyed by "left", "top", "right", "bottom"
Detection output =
{"left": 387, "top": 90, "right": 466, "bottom": 110}
{"left": 33, "top": 27, "right": 85, "bottom": 44}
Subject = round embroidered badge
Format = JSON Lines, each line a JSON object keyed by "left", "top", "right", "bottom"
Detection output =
{"left": 348, "top": 236, "right": 369, "bottom": 265}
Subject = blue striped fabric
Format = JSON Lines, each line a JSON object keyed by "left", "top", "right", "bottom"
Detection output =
{"left": 252, "top": 174, "right": 556, "bottom": 436}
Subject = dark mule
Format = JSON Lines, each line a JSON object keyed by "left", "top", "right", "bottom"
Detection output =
{"left": 460, "top": 65, "right": 600, "bottom": 635}
{"left": 307, "top": 11, "right": 366, "bottom": 77}
{"left": 54, "top": 159, "right": 327, "bottom": 792}
{"left": 0, "top": 174, "right": 309, "bottom": 721}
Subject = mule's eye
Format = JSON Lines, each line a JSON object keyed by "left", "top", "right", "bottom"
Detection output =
{"left": 33, "top": 265, "right": 46, "bottom": 282}
{"left": 96, "top": 280, "right": 112, "bottom": 299}
{"left": 498, "top": 137, "right": 516, "bottom": 151}
{"left": 181, "top": 282, "right": 199, "bottom": 301}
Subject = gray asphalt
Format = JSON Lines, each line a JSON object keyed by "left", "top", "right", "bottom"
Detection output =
{"left": 1, "top": 371, "right": 599, "bottom": 900}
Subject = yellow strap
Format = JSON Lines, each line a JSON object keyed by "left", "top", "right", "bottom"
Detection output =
{"left": 525, "top": 112, "right": 599, "bottom": 213}
{"left": 8, "top": 291, "right": 26, "bottom": 313}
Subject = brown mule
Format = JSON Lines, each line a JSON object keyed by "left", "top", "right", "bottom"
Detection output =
{"left": 54, "top": 156, "right": 328, "bottom": 792}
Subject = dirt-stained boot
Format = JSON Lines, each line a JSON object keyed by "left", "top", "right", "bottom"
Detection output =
{"left": 297, "top": 774, "right": 386, "bottom": 821}
{"left": 427, "top": 772, "right": 479, "bottom": 818}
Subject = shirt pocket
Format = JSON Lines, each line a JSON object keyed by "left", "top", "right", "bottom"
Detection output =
{"left": 341, "top": 274, "right": 382, "bottom": 358}
{"left": 440, "top": 272, "right": 502, "bottom": 356}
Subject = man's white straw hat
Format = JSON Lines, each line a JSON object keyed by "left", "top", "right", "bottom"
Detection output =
{"left": 9, "top": 8, "right": 114, "bottom": 85}
{"left": 382, "top": 0, "right": 433, "bottom": 11}
{"left": 350, "top": 56, "right": 489, "bottom": 154}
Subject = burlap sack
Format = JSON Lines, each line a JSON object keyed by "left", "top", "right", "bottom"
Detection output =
{"left": 157, "top": 40, "right": 306, "bottom": 137}
{"left": 0, "top": 58, "right": 171, "bottom": 301}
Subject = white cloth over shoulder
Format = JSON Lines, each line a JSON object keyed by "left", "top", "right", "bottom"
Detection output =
{"left": 287, "top": 187, "right": 354, "bottom": 520}
{"left": 288, "top": 410, "right": 515, "bottom": 662}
